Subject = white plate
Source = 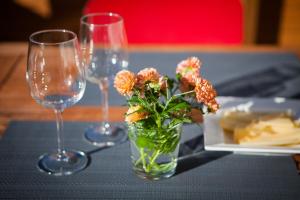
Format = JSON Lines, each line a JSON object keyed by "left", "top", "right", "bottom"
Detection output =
{"left": 204, "top": 96, "right": 300, "bottom": 154}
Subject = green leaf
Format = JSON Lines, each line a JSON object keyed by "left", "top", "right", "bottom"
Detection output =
{"left": 166, "top": 102, "right": 189, "bottom": 112}
{"left": 127, "top": 95, "right": 141, "bottom": 105}
{"left": 176, "top": 73, "right": 182, "bottom": 80}
{"left": 136, "top": 136, "right": 155, "bottom": 149}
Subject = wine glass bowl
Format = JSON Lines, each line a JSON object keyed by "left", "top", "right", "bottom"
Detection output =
{"left": 27, "top": 29, "right": 88, "bottom": 176}
{"left": 80, "top": 13, "right": 129, "bottom": 81}
{"left": 80, "top": 13, "right": 128, "bottom": 146}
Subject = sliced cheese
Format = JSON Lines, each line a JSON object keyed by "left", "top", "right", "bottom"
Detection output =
{"left": 234, "top": 117, "right": 300, "bottom": 146}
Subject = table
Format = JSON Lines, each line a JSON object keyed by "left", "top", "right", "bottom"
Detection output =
{"left": 0, "top": 42, "right": 300, "bottom": 199}
{"left": 1, "top": 42, "right": 300, "bottom": 134}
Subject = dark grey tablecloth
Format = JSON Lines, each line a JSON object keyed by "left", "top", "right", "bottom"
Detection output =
{"left": 0, "top": 121, "right": 299, "bottom": 200}
{"left": 79, "top": 51, "right": 300, "bottom": 105}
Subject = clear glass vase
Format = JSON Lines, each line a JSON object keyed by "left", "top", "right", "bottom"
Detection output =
{"left": 128, "top": 124, "right": 182, "bottom": 180}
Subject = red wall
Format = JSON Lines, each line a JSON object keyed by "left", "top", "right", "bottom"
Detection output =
{"left": 84, "top": 0, "right": 243, "bottom": 44}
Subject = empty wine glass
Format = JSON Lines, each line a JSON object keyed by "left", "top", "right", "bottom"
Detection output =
{"left": 26, "top": 29, "right": 87, "bottom": 176}
{"left": 80, "top": 13, "right": 128, "bottom": 146}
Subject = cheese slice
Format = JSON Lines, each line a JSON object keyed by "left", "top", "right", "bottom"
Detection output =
{"left": 234, "top": 117, "right": 300, "bottom": 146}
{"left": 220, "top": 111, "right": 287, "bottom": 133}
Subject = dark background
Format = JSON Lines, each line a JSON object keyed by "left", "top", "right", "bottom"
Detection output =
{"left": 0, "top": 0, "right": 86, "bottom": 41}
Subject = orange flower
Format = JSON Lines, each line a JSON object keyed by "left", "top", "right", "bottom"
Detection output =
{"left": 159, "top": 76, "right": 167, "bottom": 91}
{"left": 114, "top": 70, "right": 136, "bottom": 96}
{"left": 136, "top": 67, "right": 160, "bottom": 88}
{"left": 176, "top": 57, "right": 201, "bottom": 81}
{"left": 179, "top": 76, "right": 197, "bottom": 93}
{"left": 125, "top": 105, "right": 149, "bottom": 123}
{"left": 194, "top": 77, "right": 219, "bottom": 112}
{"left": 176, "top": 57, "right": 201, "bottom": 93}
{"left": 206, "top": 99, "right": 219, "bottom": 113}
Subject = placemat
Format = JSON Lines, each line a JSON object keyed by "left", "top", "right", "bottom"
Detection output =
{"left": 0, "top": 121, "right": 299, "bottom": 199}
{"left": 79, "top": 51, "right": 300, "bottom": 106}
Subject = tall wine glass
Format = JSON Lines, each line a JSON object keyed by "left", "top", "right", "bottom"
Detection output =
{"left": 80, "top": 13, "right": 128, "bottom": 146}
{"left": 26, "top": 29, "right": 88, "bottom": 176}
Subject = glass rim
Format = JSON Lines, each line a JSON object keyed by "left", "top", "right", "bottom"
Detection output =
{"left": 80, "top": 12, "right": 124, "bottom": 27}
{"left": 29, "top": 29, "right": 77, "bottom": 45}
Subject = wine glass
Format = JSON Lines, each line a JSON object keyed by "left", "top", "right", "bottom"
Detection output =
{"left": 80, "top": 13, "right": 128, "bottom": 146}
{"left": 26, "top": 29, "right": 88, "bottom": 176}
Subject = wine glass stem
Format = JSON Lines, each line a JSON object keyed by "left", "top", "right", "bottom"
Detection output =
{"left": 54, "top": 109, "right": 65, "bottom": 159}
{"left": 99, "top": 77, "right": 110, "bottom": 134}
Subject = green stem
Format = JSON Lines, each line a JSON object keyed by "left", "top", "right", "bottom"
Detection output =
{"left": 171, "top": 85, "right": 179, "bottom": 96}
{"left": 163, "top": 96, "right": 175, "bottom": 112}
{"left": 134, "top": 157, "right": 142, "bottom": 166}
{"left": 150, "top": 150, "right": 160, "bottom": 166}
{"left": 156, "top": 116, "right": 161, "bottom": 129}
{"left": 166, "top": 79, "right": 170, "bottom": 100}
{"left": 163, "top": 90, "right": 195, "bottom": 112}
{"left": 139, "top": 148, "right": 147, "bottom": 172}
{"left": 146, "top": 150, "right": 161, "bottom": 172}
{"left": 174, "top": 90, "right": 195, "bottom": 97}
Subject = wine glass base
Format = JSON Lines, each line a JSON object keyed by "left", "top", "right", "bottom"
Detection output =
{"left": 84, "top": 125, "right": 127, "bottom": 147}
{"left": 37, "top": 150, "right": 88, "bottom": 176}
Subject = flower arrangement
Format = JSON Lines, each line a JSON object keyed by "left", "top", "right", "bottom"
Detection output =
{"left": 114, "top": 57, "right": 219, "bottom": 179}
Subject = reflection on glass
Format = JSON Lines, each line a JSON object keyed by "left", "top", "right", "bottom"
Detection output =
{"left": 80, "top": 13, "right": 128, "bottom": 146}
{"left": 26, "top": 29, "right": 88, "bottom": 176}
